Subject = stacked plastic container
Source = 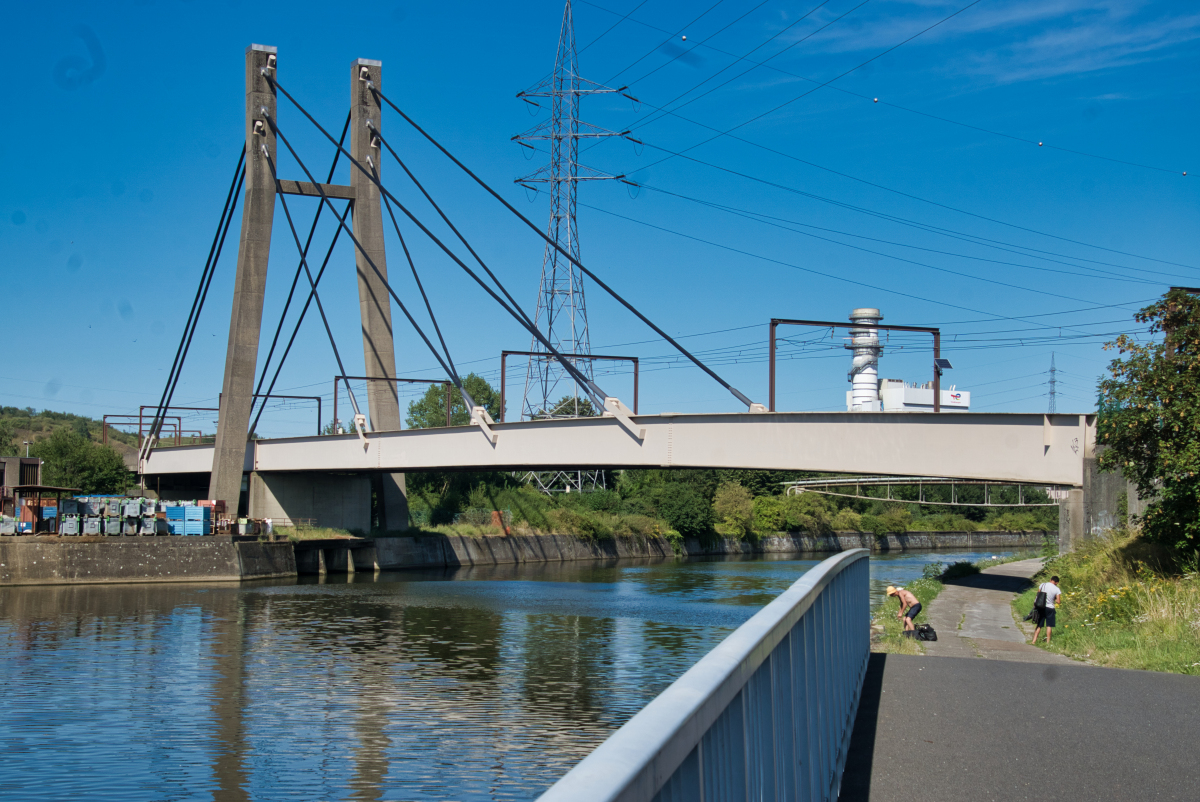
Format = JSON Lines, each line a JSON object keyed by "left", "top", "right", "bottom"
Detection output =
{"left": 165, "top": 504, "right": 211, "bottom": 536}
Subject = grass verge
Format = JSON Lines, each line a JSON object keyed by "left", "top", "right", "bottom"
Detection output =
{"left": 871, "top": 576, "right": 944, "bottom": 655}
{"left": 1013, "top": 529, "right": 1200, "bottom": 674}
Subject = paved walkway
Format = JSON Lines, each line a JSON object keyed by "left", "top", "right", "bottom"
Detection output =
{"left": 923, "top": 557, "right": 1073, "bottom": 664}
{"left": 841, "top": 653, "right": 1200, "bottom": 801}
{"left": 844, "top": 557, "right": 1200, "bottom": 800}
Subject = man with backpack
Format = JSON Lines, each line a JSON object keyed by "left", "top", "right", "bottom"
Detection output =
{"left": 1031, "top": 576, "right": 1063, "bottom": 645}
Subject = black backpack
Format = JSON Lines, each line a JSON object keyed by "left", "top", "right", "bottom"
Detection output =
{"left": 916, "top": 623, "right": 938, "bottom": 642}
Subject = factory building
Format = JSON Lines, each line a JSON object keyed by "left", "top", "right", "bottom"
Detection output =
{"left": 844, "top": 308, "right": 971, "bottom": 412}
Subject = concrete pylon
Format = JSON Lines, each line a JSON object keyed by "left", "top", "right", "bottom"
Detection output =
{"left": 209, "top": 44, "right": 279, "bottom": 511}
{"left": 350, "top": 59, "right": 407, "bottom": 531}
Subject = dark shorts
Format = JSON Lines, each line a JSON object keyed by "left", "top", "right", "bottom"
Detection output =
{"left": 905, "top": 603, "right": 922, "bottom": 620}
{"left": 1040, "top": 608, "right": 1056, "bottom": 628}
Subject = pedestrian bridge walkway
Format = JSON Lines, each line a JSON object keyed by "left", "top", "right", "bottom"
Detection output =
{"left": 141, "top": 410, "right": 1094, "bottom": 487}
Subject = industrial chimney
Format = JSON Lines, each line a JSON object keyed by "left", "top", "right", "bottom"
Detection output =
{"left": 846, "top": 308, "right": 882, "bottom": 411}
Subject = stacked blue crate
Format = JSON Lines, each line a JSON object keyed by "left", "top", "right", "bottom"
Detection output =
{"left": 185, "top": 506, "right": 210, "bottom": 535}
{"left": 165, "top": 506, "right": 186, "bottom": 535}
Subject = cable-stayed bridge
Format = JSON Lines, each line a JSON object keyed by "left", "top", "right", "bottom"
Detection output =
{"left": 137, "top": 45, "right": 1095, "bottom": 534}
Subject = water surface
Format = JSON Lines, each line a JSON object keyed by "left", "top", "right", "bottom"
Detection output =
{"left": 0, "top": 547, "right": 1032, "bottom": 800}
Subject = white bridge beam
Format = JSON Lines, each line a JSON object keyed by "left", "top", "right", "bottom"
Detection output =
{"left": 140, "top": 411, "right": 1094, "bottom": 487}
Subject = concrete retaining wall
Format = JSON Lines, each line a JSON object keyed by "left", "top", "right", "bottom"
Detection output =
{"left": 364, "top": 530, "right": 1054, "bottom": 570}
{"left": 0, "top": 537, "right": 296, "bottom": 586}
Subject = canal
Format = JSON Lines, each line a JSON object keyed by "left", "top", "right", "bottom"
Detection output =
{"left": 0, "top": 547, "right": 1034, "bottom": 800}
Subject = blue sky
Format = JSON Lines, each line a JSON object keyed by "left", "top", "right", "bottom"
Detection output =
{"left": 2, "top": 0, "right": 1196, "bottom": 437}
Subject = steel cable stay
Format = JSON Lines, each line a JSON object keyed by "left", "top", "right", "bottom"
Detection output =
{"left": 260, "top": 118, "right": 511, "bottom": 441}
{"left": 142, "top": 148, "right": 246, "bottom": 461}
{"left": 247, "top": 201, "right": 354, "bottom": 437}
{"left": 369, "top": 123, "right": 543, "bottom": 340}
{"left": 257, "top": 91, "right": 640, "bottom": 438}
{"left": 249, "top": 111, "right": 353, "bottom": 427}
{"left": 260, "top": 147, "right": 367, "bottom": 432}
{"left": 364, "top": 85, "right": 762, "bottom": 412}
{"left": 367, "top": 156, "right": 463, "bottom": 389}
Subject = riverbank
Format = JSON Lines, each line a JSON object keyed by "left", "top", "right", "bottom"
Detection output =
{"left": 873, "top": 557, "right": 1076, "bottom": 664}
{"left": 1012, "top": 530, "right": 1200, "bottom": 675}
{"left": 0, "top": 530, "right": 1053, "bottom": 585}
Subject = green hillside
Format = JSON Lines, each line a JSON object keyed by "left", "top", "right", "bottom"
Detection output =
{"left": 0, "top": 406, "right": 139, "bottom": 457}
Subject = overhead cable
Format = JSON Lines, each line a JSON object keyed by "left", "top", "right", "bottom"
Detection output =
{"left": 580, "top": 0, "right": 1186, "bottom": 176}
{"left": 369, "top": 86, "right": 761, "bottom": 410}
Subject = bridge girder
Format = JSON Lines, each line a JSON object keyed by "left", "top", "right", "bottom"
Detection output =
{"left": 142, "top": 411, "right": 1094, "bottom": 488}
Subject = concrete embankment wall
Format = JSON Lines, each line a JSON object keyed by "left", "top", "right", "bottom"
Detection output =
{"left": 364, "top": 530, "right": 1054, "bottom": 571}
{"left": 0, "top": 537, "right": 295, "bottom": 586}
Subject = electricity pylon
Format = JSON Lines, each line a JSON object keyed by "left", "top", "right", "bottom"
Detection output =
{"left": 513, "top": 0, "right": 637, "bottom": 493}
{"left": 1048, "top": 352, "right": 1057, "bottom": 413}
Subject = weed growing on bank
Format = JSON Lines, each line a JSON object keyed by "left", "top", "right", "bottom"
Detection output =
{"left": 1014, "top": 529, "right": 1200, "bottom": 674}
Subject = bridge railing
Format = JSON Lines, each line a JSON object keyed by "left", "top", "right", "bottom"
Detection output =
{"left": 537, "top": 548, "right": 870, "bottom": 802}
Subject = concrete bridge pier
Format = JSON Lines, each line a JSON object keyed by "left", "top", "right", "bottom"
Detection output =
{"left": 1059, "top": 453, "right": 1146, "bottom": 551}
{"left": 247, "top": 472, "right": 372, "bottom": 532}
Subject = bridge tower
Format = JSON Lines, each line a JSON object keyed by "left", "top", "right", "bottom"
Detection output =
{"left": 207, "top": 47, "right": 407, "bottom": 528}
{"left": 514, "top": 0, "right": 632, "bottom": 492}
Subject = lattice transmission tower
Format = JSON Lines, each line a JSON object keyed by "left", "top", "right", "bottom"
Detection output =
{"left": 1048, "top": 352, "right": 1057, "bottom": 413}
{"left": 513, "top": 0, "right": 637, "bottom": 492}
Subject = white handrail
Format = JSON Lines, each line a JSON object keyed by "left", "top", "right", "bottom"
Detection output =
{"left": 537, "top": 548, "right": 870, "bottom": 802}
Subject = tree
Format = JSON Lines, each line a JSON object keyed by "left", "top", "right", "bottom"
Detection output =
{"left": 405, "top": 373, "right": 502, "bottom": 429}
{"left": 1097, "top": 289, "right": 1200, "bottom": 550}
{"left": 713, "top": 482, "right": 753, "bottom": 537}
{"left": 546, "top": 394, "right": 599, "bottom": 418}
{"left": 650, "top": 483, "right": 712, "bottom": 536}
{"left": 0, "top": 418, "right": 16, "bottom": 456}
{"left": 30, "top": 428, "right": 132, "bottom": 494}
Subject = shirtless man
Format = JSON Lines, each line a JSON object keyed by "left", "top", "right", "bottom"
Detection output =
{"left": 886, "top": 586, "right": 922, "bottom": 632}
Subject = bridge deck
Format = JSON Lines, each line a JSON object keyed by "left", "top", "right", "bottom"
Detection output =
{"left": 141, "top": 411, "right": 1093, "bottom": 486}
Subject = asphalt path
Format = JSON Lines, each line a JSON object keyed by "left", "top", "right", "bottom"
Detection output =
{"left": 841, "top": 653, "right": 1200, "bottom": 801}
{"left": 923, "top": 558, "right": 1074, "bottom": 663}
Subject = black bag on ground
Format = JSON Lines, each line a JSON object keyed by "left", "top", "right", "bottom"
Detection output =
{"left": 916, "top": 623, "right": 938, "bottom": 641}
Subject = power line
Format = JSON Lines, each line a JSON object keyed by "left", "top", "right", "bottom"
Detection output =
{"left": 579, "top": 0, "right": 1189, "bottom": 176}
{"left": 634, "top": 181, "right": 1174, "bottom": 287}
{"left": 584, "top": 3, "right": 1195, "bottom": 272}
{"left": 577, "top": 198, "right": 1141, "bottom": 330}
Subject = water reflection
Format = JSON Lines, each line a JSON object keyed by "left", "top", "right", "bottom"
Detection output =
{"left": 0, "top": 549, "right": 1032, "bottom": 800}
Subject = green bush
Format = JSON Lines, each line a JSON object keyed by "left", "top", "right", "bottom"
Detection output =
{"left": 713, "top": 482, "right": 754, "bottom": 538}
{"left": 548, "top": 508, "right": 613, "bottom": 540}
{"left": 652, "top": 483, "right": 713, "bottom": 536}
{"left": 831, "top": 508, "right": 862, "bottom": 531}
{"left": 861, "top": 506, "right": 911, "bottom": 536}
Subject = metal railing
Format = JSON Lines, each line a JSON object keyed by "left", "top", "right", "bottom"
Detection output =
{"left": 537, "top": 549, "right": 870, "bottom": 802}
